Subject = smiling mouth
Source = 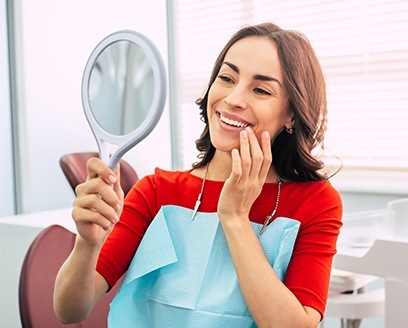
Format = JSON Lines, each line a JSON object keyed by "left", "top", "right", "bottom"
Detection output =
{"left": 218, "top": 113, "right": 250, "bottom": 128}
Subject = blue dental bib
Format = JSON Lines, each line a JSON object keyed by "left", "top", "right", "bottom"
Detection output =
{"left": 108, "top": 205, "right": 300, "bottom": 327}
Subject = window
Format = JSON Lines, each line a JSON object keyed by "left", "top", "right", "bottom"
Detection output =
{"left": 168, "top": 0, "right": 408, "bottom": 191}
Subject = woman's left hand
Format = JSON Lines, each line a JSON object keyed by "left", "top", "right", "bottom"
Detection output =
{"left": 217, "top": 127, "right": 272, "bottom": 225}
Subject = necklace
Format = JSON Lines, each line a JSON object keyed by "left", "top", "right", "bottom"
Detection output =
{"left": 190, "top": 162, "right": 282, "bottom": 235}
{"left": 190, "top": 162, "right": 210, "bottom": 220}
{"left": 259, "top": 176, "right": 282, "bottom": 234}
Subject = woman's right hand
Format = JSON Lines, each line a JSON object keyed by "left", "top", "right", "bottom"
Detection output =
{"left": 71, "top": 157, "right": 124, "bottom": 247}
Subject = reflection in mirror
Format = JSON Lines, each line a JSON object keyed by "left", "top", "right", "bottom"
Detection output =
{"left": 89, "top": 41, "right": 154, "bottom": 136}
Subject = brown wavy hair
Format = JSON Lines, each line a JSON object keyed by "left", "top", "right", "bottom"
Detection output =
{"left": 193, "top": 22, "right": 330, "bottom": 182}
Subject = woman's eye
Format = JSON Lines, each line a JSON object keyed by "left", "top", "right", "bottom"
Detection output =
{"left": 254, "top": 87, "right": 272, "bottom": 96}
{"left": 218, "top": 75, "right": 233, "bottom": 83}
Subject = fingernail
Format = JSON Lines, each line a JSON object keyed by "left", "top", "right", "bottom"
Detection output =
{"left": 109, "top": 175, "right": 117, "bottom": 183}
{"left": 114, "top": 214, "right": 120, "bottom": 222}
{"left": 241, "top": 130, "right": 248, "bottom": 139}
{"left": 263, "top": 131, "right": 270, "bottom": 139}
{"left": 246, "top": 126, "right": 253, "bottom": 133}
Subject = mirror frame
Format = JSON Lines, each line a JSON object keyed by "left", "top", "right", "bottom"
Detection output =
{"left": 81, "top": 30, "right": 167, "bottom": 169}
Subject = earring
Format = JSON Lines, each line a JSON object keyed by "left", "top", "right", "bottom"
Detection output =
{"left": 286, "top": 126, "right": 294, "bottom": 134}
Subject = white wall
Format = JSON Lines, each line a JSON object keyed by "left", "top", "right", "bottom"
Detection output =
{"left": 0, "top": 0, "right": 15, "bottom": 216}
{"left": 17, "top": 0, "right": 171, "bottom": 213}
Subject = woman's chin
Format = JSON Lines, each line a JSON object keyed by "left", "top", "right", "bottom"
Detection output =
{"left": 210, "top": 130, "right": 241, "bottom": 152}
{"left": 212, "top": 141, "right": 240, "bottom": 153}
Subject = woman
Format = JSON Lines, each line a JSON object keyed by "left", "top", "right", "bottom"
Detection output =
{"left": 54, "top": 22, "right": 342, "bottom": 327}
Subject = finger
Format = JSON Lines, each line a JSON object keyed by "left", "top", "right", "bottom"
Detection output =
{"left": 113, "top": 163, "right": 124, "bottom": 216}
{"left": 74, "top": 193, "right": 119, "bottom": 226}
{"left": 239, "top": 129, "right": 251, "bottom": 177}
{"left": 75, "top": 177, "right": 120, "bottom": 211}
{"left": 114, "top": 162, "right": 120, "bottom": 179}
{"left": 229, "top": 148, "right": 242, "bottom": 184}
{"left": 259, "top": 131, "right": 272, "bottom": 180}
{"left": 72, "top": 206, "right": 116, "bottom": 231}
{"left": 86, "top": 157, "right": 117, "bottom": 185}
{"left": 246, "top": 127, "right": 264, "bottom": 179}
{"left": 113, "top": 163, "right": 124, "bottom": 199}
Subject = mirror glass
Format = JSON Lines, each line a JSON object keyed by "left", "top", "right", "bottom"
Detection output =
{"left": 82, "top": 30, "right": 167, "bottom": 170}
{"left": 89, "top": 40, "right": 154, "bottom": 136}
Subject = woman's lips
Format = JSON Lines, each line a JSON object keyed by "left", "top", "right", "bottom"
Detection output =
{"left": 217, "top": 111, "right": 251, "bottom": 129}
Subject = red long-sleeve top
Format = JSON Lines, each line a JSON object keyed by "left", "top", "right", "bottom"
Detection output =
{"left": 96, "top": 168, "right": 342, "bottom": 317}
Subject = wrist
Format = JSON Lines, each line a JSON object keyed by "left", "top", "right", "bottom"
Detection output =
{"left": 219, "top": 214, "right": 251, "bottom": 232}
{"left": 75, "top": 235, "right": 104, "bottom": 256}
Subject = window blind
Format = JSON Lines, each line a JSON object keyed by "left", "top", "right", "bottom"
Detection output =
{"left": 170, "top": 0, "right": 408, "bottom": 171}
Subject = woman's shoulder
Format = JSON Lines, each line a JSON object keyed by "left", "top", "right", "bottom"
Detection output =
{"left": 285, "top": 178, "right": 340, "bottom": 196}
{"left": 282, "top": 179, "right": 342, "bottom": 211}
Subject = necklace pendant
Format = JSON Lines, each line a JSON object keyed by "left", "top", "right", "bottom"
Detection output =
{"left": 191, "top": 162, "right": 210, "bottom": 221}
{"left": 259, "top": 215, "right": 271, "bottom": 234}
{"left": 190, "top": 199, "right": 201, "bottom": 220}
{"left": 259, "top": 176, "right": 281, "bottom": 235}
{"left": 259, "top": 209, "right": 277, "bottom": 235}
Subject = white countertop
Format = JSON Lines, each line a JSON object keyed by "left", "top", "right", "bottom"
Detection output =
{"left": 0, "top": 207, "right": 77, "bottom": 232}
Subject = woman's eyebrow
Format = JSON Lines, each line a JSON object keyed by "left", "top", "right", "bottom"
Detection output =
{"left": 253, "top": 73, "right": 283, "bottom": 88}
{"left": 223, "top": 61, "right": 240, "bottom": 74}
{"left": 222, "top": 61, "right": 283, "bottom": 88}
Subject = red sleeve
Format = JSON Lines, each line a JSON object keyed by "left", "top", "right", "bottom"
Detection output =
{"left": 96, "top": 171, "right": 160, "bottom": 288}
{"left": 284, "top": 182, "right": 343, "bottom": 318}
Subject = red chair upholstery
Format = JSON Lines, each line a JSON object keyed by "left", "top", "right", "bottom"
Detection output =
{"left": 59, "top": 152, "right": 138, "bottom": 196}
{"left": 19, "top": 225, "right": 123, "bottom": 328}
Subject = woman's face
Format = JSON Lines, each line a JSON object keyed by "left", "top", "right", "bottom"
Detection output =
{"left": 207, "top": 36, "right": 293, "bottom": 152}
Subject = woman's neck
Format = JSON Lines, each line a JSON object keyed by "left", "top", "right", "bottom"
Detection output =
{"left": 202, "top": 150, "right": 279, "bottom": 183}
{"left": 206, "top": 151, "right": 232, "bottom": 181}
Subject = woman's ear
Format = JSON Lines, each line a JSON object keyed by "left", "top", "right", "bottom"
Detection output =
{"left": 283, "top": 112, "right": 295, "bottom": 134}
{"left": 284, "top": 113, "right": 295, "bottom": 130}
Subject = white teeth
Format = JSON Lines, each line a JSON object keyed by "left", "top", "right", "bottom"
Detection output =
{"left": 220, "top": 114, "right": 248, "bottom": 128}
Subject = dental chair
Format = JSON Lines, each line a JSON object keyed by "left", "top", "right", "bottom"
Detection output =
{"left": 59, "top": 152, "right": 138, "bottom": 196}
{"left": 19, "top": 224, "right": 123, "bottom": 327}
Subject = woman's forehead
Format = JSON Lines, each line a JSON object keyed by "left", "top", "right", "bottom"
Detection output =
{"left": 223, "top": 37, "right": 284, "bottom": 87}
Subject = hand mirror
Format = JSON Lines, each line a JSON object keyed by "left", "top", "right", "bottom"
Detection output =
{"left": 82, "top": 30, "right": 167, "bottom": 170}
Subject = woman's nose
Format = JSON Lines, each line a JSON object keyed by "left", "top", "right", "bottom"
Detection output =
{"left": 224, "top": 85, "right": 248, "bottom": 110}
